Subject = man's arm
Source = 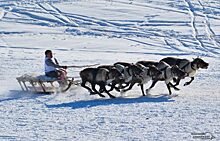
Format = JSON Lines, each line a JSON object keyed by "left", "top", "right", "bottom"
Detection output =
{"left": 45, "top": 59, "right": 63, "bottom": 68}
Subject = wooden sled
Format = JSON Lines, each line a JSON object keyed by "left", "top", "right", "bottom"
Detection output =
{"left": 16, "top": 74, "right": 80, "bottom": 94}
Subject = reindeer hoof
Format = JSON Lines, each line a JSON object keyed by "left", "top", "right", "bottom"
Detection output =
{"left": 115, "top": 88, "right": 120, "bottom": 92}
{"left": 99, "top": 94, "right": 105, "bottom": 97}
{"left": 121, "top": 90, "right": 126, "bottom": 93}
{"left": 90, "top": 92, "right": 97, "bottom": 95}
{"left": 184, "top": 82, "right": 189, "bottom": 86}
{"left": 145, "top": 89, "right": 149, "bottom": 94}
{"left": 109, "top": 95, "right": 116, "bottom": 99}
{"left": 174, "top": 87, "right": 180, "bottom": 91}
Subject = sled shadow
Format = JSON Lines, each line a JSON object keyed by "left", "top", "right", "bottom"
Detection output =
{"left": 0, "top": 90, "right": 48, "bottom": 103}
{"left": 46, "top": 94, "right": 175, "bottom": 109}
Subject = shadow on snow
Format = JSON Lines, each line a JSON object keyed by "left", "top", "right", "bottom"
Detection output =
{"left": 46, "top": 94, "right": 175, "bottom": 109}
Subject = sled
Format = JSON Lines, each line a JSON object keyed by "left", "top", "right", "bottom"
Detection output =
{"left": 16, "top": 73, "right": 81, "bottom": 94}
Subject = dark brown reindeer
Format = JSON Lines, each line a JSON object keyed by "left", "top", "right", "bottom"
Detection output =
{"left": 160, "top": 57, "right": 209, "bottom": 86}
{"left": 80, "top": 67, "right": 122, "bottom": 98}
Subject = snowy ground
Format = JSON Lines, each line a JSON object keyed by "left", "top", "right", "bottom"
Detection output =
{"left": 0, "top": 0, "right": 220, "bottom": 140}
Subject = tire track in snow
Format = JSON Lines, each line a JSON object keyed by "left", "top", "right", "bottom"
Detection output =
{"left": 198, "top": 0, "right": 220, "bottom": 48}
{"left": 184, "top": 0, "right": 218, "bottom": 57}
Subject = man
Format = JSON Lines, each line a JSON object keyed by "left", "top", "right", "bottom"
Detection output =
{"left": 44, "top": 50, "right": 67, "bottom": 81}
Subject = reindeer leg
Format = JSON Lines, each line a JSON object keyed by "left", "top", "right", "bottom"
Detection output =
{"left": 98, "top": 82, "right": 115, "bottom": 98}
{"left": 101, "top": 83, "right": 116, "bottom": 98}
{"left": 99, "top": 86, "right": 104, "bottom": 93}
{"left": 112, "top": 81, "right": 122, "bottom": 92}
{"left": 122, "top": 81, "right": 135, "bottom": 93}
{"left": 112, "top": 82, "right": 125, "bottom": 92}
{"left": 173, "top": 78, "right": 181, "bottom": 86}
{"left": 146, "top": 80, "right": 158, "bottom": 94}
{"left": 166, "top": 83, "right": 172, "bottom": 95}
{"left": 140, "top": 84, "right": 145, "bottom": 96}
{"left": 184, "top": 77, "right": 194, "bottom": 86}
{"left": 121, "top": 83, "right": 129, "bottom": 89}
{"left": 169, "top": 82, "right": 180, "bottom": 91}
{"left": 81, "top": 81, "right": 96, "bottom": 95}
{"left": 106, "top": 82, "right": 116, "bottom": 92}
{"left": 91, "top": 83, "right": 105, "bottom": 97}
{"left": 114, "top": 85, "right": 121, "bottom": 92}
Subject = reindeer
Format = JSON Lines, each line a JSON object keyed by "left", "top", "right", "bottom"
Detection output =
{"left": 80, "top": 67, "right": 122, "bottom": 98}
{"left": 143, "top": 61, "right": 186, "bottom": 95}
{"left": 97, "top": 65, "right": 123, "bottom": 92}
{"left": 121, "top": 64, "right": 162, "bottom": 96}
{"left": 113, "top": 62, "right": 135, "bottom": 90}
{"left": 160, "top": 57, "right": 209, "bottom": 86}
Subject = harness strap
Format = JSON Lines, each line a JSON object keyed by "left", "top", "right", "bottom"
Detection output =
{"left": 191, "top": 62, "right": 197, "bottom": 70}
{"left": 180, "top": 62, "right": 190, "bottom": 70}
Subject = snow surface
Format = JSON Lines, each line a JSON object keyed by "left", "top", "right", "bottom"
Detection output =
{"left": 0, "top": 0, "right": 220, "bottom": 140}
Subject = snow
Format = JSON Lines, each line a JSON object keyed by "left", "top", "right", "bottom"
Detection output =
{"left": 0, "top": 8, "right": 4, "bottom": 20}
{"left": 0, "top": 0, "right": 220, "bottom": 140}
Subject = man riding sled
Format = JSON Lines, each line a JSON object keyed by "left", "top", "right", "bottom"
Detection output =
{"left": 44, "top": 50, "right": 69, "bottom": 87}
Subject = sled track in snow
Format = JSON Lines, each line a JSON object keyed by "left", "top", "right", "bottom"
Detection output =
{"left": 37, "top": 3, "right": 78, "bottom": 26}
{"left": 184, "top": 0, "right": 219, "bottom": 57}
{"left": 2, "top": 0, "right": 220, "bottom": 58}
{"left": 198, "top": 0, "right": 220, "bottom": 49}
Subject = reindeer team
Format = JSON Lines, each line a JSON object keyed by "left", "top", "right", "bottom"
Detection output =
{"left": 80, "top": 57, "right": 209, "bottom": 98}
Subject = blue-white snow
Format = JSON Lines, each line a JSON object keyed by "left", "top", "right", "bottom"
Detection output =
{"left": 0, "top": 0, "right": 220, "bottom": 140}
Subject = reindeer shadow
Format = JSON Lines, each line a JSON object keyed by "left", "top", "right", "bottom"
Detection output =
{"left": 46, "top": 94, "right": 175, "bottom": 109}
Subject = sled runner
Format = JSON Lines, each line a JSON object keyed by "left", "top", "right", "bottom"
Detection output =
{"left": 16, "top": 73, "right": 80, "bottom": 94}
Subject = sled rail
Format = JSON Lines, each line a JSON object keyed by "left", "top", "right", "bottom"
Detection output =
{"left": 16, "top": 74, "right": 79, "bottom": 94}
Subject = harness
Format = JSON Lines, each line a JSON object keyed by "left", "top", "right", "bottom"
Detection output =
{"left": 180, "top": 62, "right": 189, "bottom": 70}
{"left": 179, "top": 61, "right": 197, "bottom": 72}
{"left": 190, "top": 62, "right": 197, "bottom": 71}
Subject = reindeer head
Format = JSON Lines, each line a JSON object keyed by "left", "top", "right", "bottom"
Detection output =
{"left": 108, "top": 68, "right": 123, "bottom": 82}
{"left": 171, "top": 65, "right": 186, "bottom": 79}
{"left": 192, "top": 57, "right": 209, "bottom": 69}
